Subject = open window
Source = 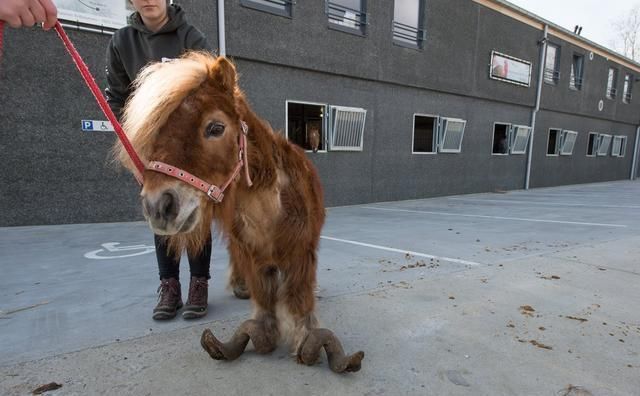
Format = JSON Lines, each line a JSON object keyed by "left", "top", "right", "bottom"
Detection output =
{"left": 559, "top": 130, "right": 578, "bottom": 155}
{"left": 597, "top": 134, "right": 612, "bottom": 156}
{"left": 413, "top": 114, "right": 437, "bottom": 153}
{"left": 328, "top": 106, "right": 366, "bottom": 151}
{"left": 491, "top": 123, "right": 510, "bottom": 155}
{"left": 547, "top": 128, "right": 561, "bottom": 155}
{"left": 491, "top": 123, "right": 531, "bottom": 155}
{"left": 439, "top": 118, "right": 466, "bottom": 153}
{"left": 611, "top": 136, "right": 627, "bottom": 157}
{"left": 286, "top": 101, "right": 327, "bottom": 153}
{"left": 587, "top": 132, "right": 598, "bottom": 156}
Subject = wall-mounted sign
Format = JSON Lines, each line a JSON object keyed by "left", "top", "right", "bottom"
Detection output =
{"left": 489, "top": 51, "right": 532, "bottom": 87}
{"left": 82, "top": 120, "right": 115, "bottom": 132}
{"left": 56, "top": 0, "right": 134, "bottom": 30}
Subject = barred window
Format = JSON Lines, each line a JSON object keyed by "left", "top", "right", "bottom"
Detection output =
{"left": 623, "top": 74, "right": 633, "bottom": 103}
{"left": 393, "top": 0, "right": 426, "bottom": 49}
{"left": 510, "top": 125, "right": 531, "bottom": 154}
{"left": 544, "top": 44, "right": 560, "bottom": 84}
{"left": 328, "top": 106, "right": 366, "bottom": 151}
{"left": 597, "top": 134, "right": 612, "bottom": 156}
{"left": 606, "top": 68, "right": 618, "bottom": 99}
{"left": 438, "top": 118, "right": 466, "bottom": 153}
{"left": 569, "top": 54, "right": 584, "bottom": 90}
{"left": 559, "top": 130, "right": 578, "bottom": 155}
{"left": 241, "top": 0, "right": 294, "bottom": 17}
{"left": 326, "top": 0, "right": 367, "bottom": 35}
{"left": 611, "top": 136, "right": 627, "bottom": 157}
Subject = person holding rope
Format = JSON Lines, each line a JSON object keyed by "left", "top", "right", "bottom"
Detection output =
{"left": 0, "top": 0, "right": 57, "bottom": 29}
{"left": 105, "top": 0, "right": 226, "bottom": 321}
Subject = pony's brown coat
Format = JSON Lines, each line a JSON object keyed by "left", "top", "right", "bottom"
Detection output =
{"left": 115, "top": 53, "right": 362, "bottom": 372}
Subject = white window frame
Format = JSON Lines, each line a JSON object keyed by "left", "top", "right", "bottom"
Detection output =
{"left": 328, "top": 105, "right": 366, "bottom": 151}
{"left": 412, "top": 113, "right": 438, "bottom": 155}
{"left": 597, "top": 133, "right": 612, "bottom": 156}
{"left": 611, "top": 135, "right": 628, "bottom": 157}
{"left": 438, "top": 117, "right": 466, "bottom": 153}
{"left": 510, "top": 125, "right": 531, "bottom": 155}
{"left": 285, "top": 100, "right": 328, "bottom": 153}
{"left": 586, "top": 132, "right": 599, "bottom": 157}
{"left": 559, "top": 130, "right": 578, "bottom": 156}
{"left": 546, "top": 128, "right": 562, "bottom": 156}
{"left": 491, "top": 122, "right": 511, "bottom": 156}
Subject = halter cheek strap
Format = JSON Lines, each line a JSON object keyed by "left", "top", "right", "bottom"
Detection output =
{"left": 147, "top": 121, "right": 253, "bottom": 203}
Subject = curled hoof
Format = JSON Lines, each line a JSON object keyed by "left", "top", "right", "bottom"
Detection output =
{"left": 201, "top": 328, "right": 227, "bottom": 360}
{"left": 298, "top": 328, "right": 365, "bottom": 373}
{"left": 232, "top": 284, "right": 251, "bottom": 300}
{"left": 339, "top": 351, "right": 364, "bottom": 373}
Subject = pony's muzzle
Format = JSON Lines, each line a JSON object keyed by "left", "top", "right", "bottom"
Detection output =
{"left": 142, "top": 190, "right": 180, "bottom": 231}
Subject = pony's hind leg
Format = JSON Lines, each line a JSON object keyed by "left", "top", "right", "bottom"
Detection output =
{"left": 227, "top": 240, "right": 250, "bottom": 299}
{"left": 280, "top": 249, "right": 365, "bottom": 373}
{"left": 201, "top": 259, "right": 280, "bottom": 360}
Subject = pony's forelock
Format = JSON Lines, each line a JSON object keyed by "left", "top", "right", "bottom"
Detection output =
{"left": 114, "top": 51, "right": 217, "bottom": 171}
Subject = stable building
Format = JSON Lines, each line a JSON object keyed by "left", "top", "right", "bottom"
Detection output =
{"left": 0, "top": 0, "right": 638, "bottom": 226}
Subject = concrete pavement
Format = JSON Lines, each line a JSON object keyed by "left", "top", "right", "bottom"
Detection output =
{"left": 1, "top": 181, "right": 639, "bottom": 395}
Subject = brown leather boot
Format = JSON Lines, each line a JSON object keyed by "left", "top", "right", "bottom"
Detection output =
{"left": 153, "top": 278, "right": 183, "bottom": 320}
{"left": 183, "top": 276, "right": 208, "bottom": 319}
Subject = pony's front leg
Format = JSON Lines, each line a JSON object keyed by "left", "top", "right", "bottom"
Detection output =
{"left": 201, "top": 263, "right": 280, "bottom": 361}
{"left": 297, "top": 328, "right": 365, "bottom": 373}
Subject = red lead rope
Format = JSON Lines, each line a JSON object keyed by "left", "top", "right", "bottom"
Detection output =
{"left": 53, "top": 22, "right": 145, "bottom": 184}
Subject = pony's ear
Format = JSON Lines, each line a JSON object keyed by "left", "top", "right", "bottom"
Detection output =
{"left": 210, "top": 57, "right": 237, "bottom": 93}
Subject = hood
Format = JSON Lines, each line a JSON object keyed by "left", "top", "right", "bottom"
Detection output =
{"left": 128, "top": 4, "right": 187, "bottom": 35}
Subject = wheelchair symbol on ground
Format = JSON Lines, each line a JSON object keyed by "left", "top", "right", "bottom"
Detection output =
{"left": 84, "top": 242, "right": 155, "bottom": 260}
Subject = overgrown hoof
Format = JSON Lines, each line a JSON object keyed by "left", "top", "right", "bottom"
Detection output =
{"left": 201, "top": 328, "right": 227, "bottom": 360}
{"left": 339, "top": 351, "right": 364, "bottom": 373}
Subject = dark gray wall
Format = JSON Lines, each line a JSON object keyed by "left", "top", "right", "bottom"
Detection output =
{"left": 0, "top": 1, "right": 218, "bottom": 226}
{"left": 541, "top": 35, "right": 639, "bottom": 124}
{"left": 1, "top": 0, "right": 638, "bottom": 226}
{"left": 530, "top": 111, "right": 636, "bottom": 187}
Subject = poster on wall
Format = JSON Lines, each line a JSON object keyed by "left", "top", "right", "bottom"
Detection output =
{"left": 489, "top": 51, "right": 532, "bottom": 87}
{"left": 55, "top": 0, "right": 135, "bottom": 30}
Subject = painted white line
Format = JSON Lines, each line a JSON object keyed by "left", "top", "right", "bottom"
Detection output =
{"left": 362, "top": 206, "right": 628, "bottom": 228}
{"left": 320, "top": 235, "right": 481, "bottom": 266}
{"left": 449, "top": 197, "right": 640, "bottom": 209}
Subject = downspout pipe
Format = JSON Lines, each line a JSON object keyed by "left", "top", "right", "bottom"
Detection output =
{"left": 217, "top": 0, "right": 226, "bottom": 57}
{"left": 631, "top": 125, "right": 640, "bottom": 180}
{"left": 525, "top": 24, "right": 548, "bottom": 190}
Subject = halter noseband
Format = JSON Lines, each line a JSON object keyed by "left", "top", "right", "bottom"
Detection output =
{"left": 146, "top": 121, "right": 253, "bottom": 203}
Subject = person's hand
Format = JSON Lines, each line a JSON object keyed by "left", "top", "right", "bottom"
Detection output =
{"left": 0, "top": 0, "right": 58, "bottom": 30}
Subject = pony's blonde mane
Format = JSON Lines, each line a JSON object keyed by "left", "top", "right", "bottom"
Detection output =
{"left": 114, "top": 51, "right": 216, "bottom": 170}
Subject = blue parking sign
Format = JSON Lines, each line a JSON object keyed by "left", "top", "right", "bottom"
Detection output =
{"left": 82, "top": 120, "right": 94, "bottom": 131}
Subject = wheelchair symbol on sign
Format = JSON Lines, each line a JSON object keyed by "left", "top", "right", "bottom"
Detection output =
{"left": 84, "top": 242, "right": 155, "bottom": 260}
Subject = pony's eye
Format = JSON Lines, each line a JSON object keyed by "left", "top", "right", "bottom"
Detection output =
{"left": 205, "top": 122, "right": 225, "bottom": 138}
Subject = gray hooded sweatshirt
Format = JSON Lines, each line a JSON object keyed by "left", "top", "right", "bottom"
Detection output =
{"left": 105, "top": 5, "right": 211, "bottom": 118}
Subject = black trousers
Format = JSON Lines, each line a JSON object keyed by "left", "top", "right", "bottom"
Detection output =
{"left": 155, "top": 233, "right": 212, "bottom": 281}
